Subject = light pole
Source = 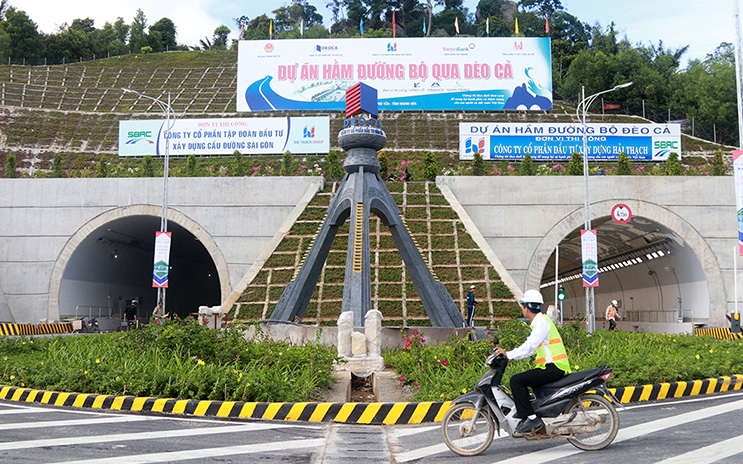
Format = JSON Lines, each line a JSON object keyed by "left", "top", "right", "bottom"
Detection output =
{"left": 576, "top": 82, "right": 632, "bottom": 333}
{"left": 121, "top": 88, "right": 175, "bottom": 312}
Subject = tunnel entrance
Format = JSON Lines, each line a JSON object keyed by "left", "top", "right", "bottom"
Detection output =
{"left": 59, "top": 215, "right": 221, "bottom": 322}
{"left": 539, "top": 215, "right": 709, "bottom": 325}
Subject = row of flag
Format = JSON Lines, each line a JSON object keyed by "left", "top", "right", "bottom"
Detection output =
{"left": 243, "top": 15, "right": 550, "bottom": 39}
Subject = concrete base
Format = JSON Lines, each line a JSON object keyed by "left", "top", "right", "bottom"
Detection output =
{"left": 326, "top": 370, "right": 352, "bottom": 403}
{"left": 373, "top": 369, "right": 414, "bottom": 403}
{"left": 337, "top": 356, "right": 385, "bottom": 377}
{"left": 593, "top": 320, "right": 694, "bottom": 334}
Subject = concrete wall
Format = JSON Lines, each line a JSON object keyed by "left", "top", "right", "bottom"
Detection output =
{"left": 438, "top": 176, "right": 735, "bottom": 326}
{"left": 0, "top": 177, "right": 323, "bottom": 323}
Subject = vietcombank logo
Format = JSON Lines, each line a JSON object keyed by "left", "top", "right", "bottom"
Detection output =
{"left": 126, "top": 130, "right": 155, "bottom": 145}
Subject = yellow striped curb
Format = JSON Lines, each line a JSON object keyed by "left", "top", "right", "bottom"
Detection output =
{"left": 695, "top": 327, "right": 743, "bottom": 341}
{"left": 0, "top": 323, "right": 73, "bottom": 336}
{"left": 1, "top": 374, "right": 742, "bottom": 424}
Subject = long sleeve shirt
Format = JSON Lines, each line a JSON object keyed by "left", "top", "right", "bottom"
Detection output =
{"left": 506, "top": 313, "right": 555, "bottom": 362}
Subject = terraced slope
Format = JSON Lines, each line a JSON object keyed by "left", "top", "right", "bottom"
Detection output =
{"left": 227, "top": 181, "right": 520, "bottom": 328}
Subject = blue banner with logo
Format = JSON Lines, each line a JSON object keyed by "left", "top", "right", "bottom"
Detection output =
{"left": 119, "top": 117, "right": 329, "bottom": 156}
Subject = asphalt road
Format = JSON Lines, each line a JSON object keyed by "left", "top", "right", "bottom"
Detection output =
{"left": 2, "top": 391, "right": 743, "bottom": 463}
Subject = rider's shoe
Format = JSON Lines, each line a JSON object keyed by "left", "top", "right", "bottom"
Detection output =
{"left": 514, "top": 416, "right": 544, "bottom": 434}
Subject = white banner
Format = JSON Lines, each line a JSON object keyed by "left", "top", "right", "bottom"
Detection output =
{"left": 152, "top": 232, "right": 171, "bottom": 288}
{"left": 119, "top": 117, "right": 329, "bottom": 156}
{"left": 460, "top": 122, "right": 681, "bottom": 161}
{"left": 734, "top": 150, "right": 743, "bottom": 255}
{"left": 237, "top": 37, "right": 552, "bottom": 112}
{"left": 581, "top": 229, "right": 599, "bottom": 288}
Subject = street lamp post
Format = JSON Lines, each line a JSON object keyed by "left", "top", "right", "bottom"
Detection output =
{"left": 121, "top": 88, "right": 175, "bottom": 312}
{"left": 576, "top": 82, "right": 632, "bottom": 333}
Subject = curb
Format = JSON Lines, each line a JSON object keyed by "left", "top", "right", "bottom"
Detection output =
{"left": 2, "top": 374, "right": 743, "bottom": 425}
{"left": 0, "top": 323, "right": 72, "bottom": 336}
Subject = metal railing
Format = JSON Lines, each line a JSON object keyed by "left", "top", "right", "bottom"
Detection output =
{"left": 64, "top": 305, "right": 113, "bottom": 320}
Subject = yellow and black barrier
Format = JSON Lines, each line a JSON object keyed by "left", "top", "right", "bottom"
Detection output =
{"left": 0, "top": 323, "right": 73, "bottom": 336}
{"left": 695, "top": 327, "right": 743, "bottom": 341}
{"left": 2, "top": 374, "right": 743, "bottom": 424}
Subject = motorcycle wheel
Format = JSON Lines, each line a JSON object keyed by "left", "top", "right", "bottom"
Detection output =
{"left": 441, "top": 403, "right": 495, "bottom": 456}
{"left": 565, "top": 393, "right": 619, "bottom": 451}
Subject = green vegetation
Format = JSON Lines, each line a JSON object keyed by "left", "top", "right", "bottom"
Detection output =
{"left": 0, "top": 319, "right": 339, "bottom": 403}
{"left": 384, "top": 321, "right": 743, "bottom": 401}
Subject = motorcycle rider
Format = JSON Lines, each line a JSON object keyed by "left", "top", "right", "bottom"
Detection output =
{"left": 494, "top": 289, "right": 571, "bottom": 435}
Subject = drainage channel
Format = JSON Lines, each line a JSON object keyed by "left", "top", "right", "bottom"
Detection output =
{"left": 350, "top": 373, "right": 377, "bottom": 402}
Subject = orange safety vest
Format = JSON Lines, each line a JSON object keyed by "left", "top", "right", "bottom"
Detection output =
{"left": 535, "top": 316, "right": 571, "bottom": 373}
{"left": 607, "top": 305, "right": 616, "bottom": 319}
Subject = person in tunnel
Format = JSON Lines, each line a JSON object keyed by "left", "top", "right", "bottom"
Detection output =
{"left": 605, "top": 299, "right": 621, "bottom": 331}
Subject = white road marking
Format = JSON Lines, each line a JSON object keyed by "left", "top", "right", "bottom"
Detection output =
{"left": 45, "top": 438, "right": 325, "bottom": 463}
{"left": 0, "top": 422, "right": 294, "bottom": 451}
{"left": 0, "top": 414, "right": 157, "bottom": 431}
{"left": 653, "top": 433, "right": 743, "bottom": 464}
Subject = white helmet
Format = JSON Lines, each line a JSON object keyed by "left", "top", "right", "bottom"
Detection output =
{"left": 612, "top": 300, "right": 618, "bottom": 306}
{"left": 519, "top": 289, "right": 544, "bottom": 312}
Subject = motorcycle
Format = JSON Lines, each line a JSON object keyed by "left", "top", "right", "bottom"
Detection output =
{"left": 441, "top": 338, "right": 620, "bottom": 456}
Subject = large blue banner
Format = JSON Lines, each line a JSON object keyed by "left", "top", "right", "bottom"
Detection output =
{"left": 237, "top": 38, "right": 552, "bottom": 112}
{"left": 460, "top": 122, "right": 681, "bottom": 161}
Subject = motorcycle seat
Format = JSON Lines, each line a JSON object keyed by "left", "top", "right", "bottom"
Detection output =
{"left": 539, "top": 365, "right": 606, "bottom": 389}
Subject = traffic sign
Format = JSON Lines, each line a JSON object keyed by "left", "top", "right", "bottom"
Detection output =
{"left": 611, "top": 204, "right": 632, "bottom": 224}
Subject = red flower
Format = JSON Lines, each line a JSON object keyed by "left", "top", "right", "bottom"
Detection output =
{"left": 440, "top": 359, "right": 449, "bottom": 367}
{"left": 398, "top": 375, "right": 405, "bottom": 382}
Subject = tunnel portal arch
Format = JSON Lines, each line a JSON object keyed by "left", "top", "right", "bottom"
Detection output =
{"left": 49, "top": 205, "right": 230, "bottom": 321}
{"left": 526, "top": 199, "right": 723, "bottom": 325}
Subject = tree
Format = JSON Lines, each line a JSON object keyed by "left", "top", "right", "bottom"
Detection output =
{"left": 1, "top": 7, "right": 44, "bottom": 59}
{"left": 212, "top": 25, "right": 230, "bottom": 50}
{"left": 711, "top": 151, "right": 726, "bottom": 176}
{"left": 567, "top": 152, "right": 583, "bottom": 175}
{"left": 4, "top": 153, "right": 16, "bottom": 178}
{"left": 519, "top": 153, "right": 535, "bottom": 175}
{"left": 617, "top": 152, "right": 630, "bottom": 175}
{"left": 128, "top": 9, "right": 148, "bottom": 53}
{"left": 665, "top": 152, "right": 680, "bottom": 176}
{"left": 149, "top": 18, "right": 177, "bottom": 52}
{"left": 52, "top": 154, "right": 63, "bottom": 178}
{"left": 423, "top": 151, "right": 439, "bottom": 181}
{"left": 472, "top": 152, "right": 485, "bottom": 176}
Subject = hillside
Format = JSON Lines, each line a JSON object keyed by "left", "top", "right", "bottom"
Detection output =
{"left": 0, "top": 50, "right": 732, "bottom": 178}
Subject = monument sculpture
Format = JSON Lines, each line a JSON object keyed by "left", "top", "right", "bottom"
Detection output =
{"left": 270, "top": 82, "right": 464, "bottom": 327}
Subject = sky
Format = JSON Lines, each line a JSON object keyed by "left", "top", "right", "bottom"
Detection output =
{"left": 12, "top": 0, "right": 737, "bottom": 67}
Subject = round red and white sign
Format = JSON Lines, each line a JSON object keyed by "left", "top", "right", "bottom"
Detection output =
{"left": 611, "top": 204, "right": 632, "bottom": 224}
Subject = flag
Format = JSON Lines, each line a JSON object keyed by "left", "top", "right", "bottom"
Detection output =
{"left": 393, "top": 10, "right": 396, "bottom": 38}
{"left": 423, "top": 17, "right": 426, "bottom": 35}
{"left": 486, "top": 17, "right": 489, "bottom": 36}
{"left": 328, "top": 17, "right": 332, "bottom": 34}
{"left": 454, "top": 16, "right": 459, "bottom": 34}
{"left": 545, "top": 17, "right": 550, "bottom": 34}
{"left": 239, "top": 20, "right": 244, "bottom": 39}
{"left": 515, "top": 18, "right": 519, "bottom": 35}
{"left": 360, "top": 17, "right": 364, "bottom": 36}
{"left": 604, "top": 103, "right": 621, "bottom": 110}
{"left": 269, "top": 20, "right": 273, "bottom": 38}
{"left": 300, "top": 19, "right": 304, "bottom": 37}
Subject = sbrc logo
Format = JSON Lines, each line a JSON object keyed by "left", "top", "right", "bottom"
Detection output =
{"left": 126, "top": 130, "right": 154, "bottom": 145}
{"left": 387, "top": 42, "right": 397, "bottom": 52}
{"left": 464, "top": 137, "right": 486, "bottom": 155}
{"left": 303, "top": 126, "right": 315, "bottom": 138}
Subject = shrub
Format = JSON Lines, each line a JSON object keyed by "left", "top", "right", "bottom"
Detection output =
{"left": 567, "top": 152, "right": 583, "bottom": 175}
{"left": 422, "top": 151, "right": 439, "bottom": 181}
{"left": 666, "top": 152, "right": 680, "bottom": 175}
{"left": 280, "top": 151, "right": 293, "bottom": 176}
{"left": 519, "top": 153, "right": 535, "bottom": 176}
{"left": 617, "top": 152, "right": 631, "bottom": 175}
{"left": 52, "top": 154, "right": 63, "bottom": 178}
{"left": 142, "top": 156, "right": 155, "bottom": 177}
{"left": 326, "top": 151, "right": 344, "bottom": 180}
{"left": 378, "top": 151, "right": 389, "bottom": 179}
{"left": 96, "top": 156, "right": 108, "bottom": 178}
{"left": 232, "top": 151, "right": 245, "bottom": 176}
{"left": 4, "top": 153, "right": 16, "bottom": 178}
{"left": 186, "top": 154, "right": 197, "bottom": 177}
{"left": 472, "top": 152, "right": 485, "bottom": 176}
{"left": 711, "top": 151, "right": 726, "bottom": 175}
